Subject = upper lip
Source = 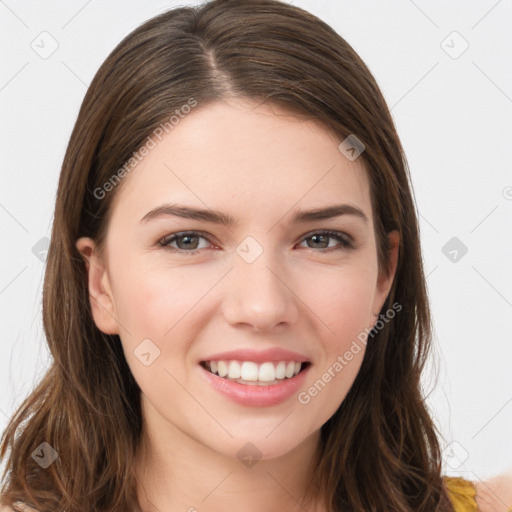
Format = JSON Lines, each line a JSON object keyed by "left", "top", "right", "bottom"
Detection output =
{"left": 200, "top": 348, "right": 311, "bottom": 363}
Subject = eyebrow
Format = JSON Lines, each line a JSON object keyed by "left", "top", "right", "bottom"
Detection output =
{"left": 139, "top": 203, "right": 368, "bottom": 226}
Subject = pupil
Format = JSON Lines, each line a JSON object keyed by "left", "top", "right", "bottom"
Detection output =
{"left": 311, "top": 234, "right": 327, "bottom": 248}
{"left": 180, "top": 235, "right": 197, "bottom": 249}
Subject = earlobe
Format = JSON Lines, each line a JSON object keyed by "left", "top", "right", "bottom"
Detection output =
{"left": 75, "top": 237, "right": 120, "bottom": 335}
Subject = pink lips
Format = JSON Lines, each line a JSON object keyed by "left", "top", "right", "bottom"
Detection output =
{"left": 199, "top": 364, "right": 310, "bottom": 407}
{"left": 198, "top": 347, "right": 312, "bottom": 407}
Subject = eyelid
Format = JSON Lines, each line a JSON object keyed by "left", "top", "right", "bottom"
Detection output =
{"left": 158, "top": 230, "right": 216, "bottom": 249}
{"left": 300, "top": 229, "right": 354, "bottom": 244}
{"left": 157, "top": 229, "right": 355, "bottom": 253}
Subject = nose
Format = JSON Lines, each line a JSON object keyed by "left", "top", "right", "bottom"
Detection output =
{"left": 221, "top": 244, "right": 299, "bottom": 332}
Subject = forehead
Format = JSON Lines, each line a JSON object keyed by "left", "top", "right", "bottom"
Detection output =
{"left": 108, "top": 98, "right": 372, "bottom": 227}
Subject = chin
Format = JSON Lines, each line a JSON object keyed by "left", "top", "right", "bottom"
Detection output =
{"left": 212, "top": 429, "right": 314, "bottom": 463}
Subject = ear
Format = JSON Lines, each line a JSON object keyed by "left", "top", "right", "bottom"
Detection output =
{"left": 370, "top": 230, "right": 400, "bottom": 324}
{"left": 75, "top": 237, "right": 120, "bottom": 335}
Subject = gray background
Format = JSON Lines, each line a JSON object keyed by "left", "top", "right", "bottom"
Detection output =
{"left": 1, "top": 0, "right": 511, "bottom": 481}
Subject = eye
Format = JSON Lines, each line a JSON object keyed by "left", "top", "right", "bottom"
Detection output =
{"left": 158, "top": 231, "right": 213, "bottom": 255}
{"left": 158, "top": 229, "right": 353, "bottom": 255}
{"left": 298, "top": 230, "right": 353, "bottom": 252}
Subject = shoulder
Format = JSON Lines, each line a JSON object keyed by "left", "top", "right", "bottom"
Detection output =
{"left": 444, "top": 475, "right": 479, "bottom": 511}
{"left": 474, "top": 470, "right": 512, "bottom": 512}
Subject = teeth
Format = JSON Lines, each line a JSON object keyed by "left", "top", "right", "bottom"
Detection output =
{"left": 241, "top": 361, "right": 258, "bottom": 381}
{"left": 228, "top": 360, "right": 241, "bottom": 379}
{"left": 258, "top": 362, "right": 275, "bottom": 382}
{"left": 275, "top": 361, "right": 286, "bottom": 379}
{"left": 217, "top": 361, "right": 228, "bottom": 378}
{"left": 285, "top": 362, "right": 295, "bottom": 378}
{"left": 203, "top": 360, "right": 306, "bottom": 382}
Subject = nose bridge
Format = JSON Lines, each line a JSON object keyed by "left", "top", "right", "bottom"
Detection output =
{"left": 223, "top": 234, "right": 297, "bottom": 329}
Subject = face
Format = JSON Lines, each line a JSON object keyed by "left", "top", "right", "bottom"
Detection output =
{"left": 76, "top": 98, "right": 398, "bottom": 462}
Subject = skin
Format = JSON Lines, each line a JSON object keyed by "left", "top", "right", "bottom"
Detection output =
{"left": 475, "top": 471, "right": 512, "bottom": 512}
{"left": 76, "top": 98, "right": 400, "bottom": 512}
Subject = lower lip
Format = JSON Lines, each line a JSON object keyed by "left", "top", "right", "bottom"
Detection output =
{"left": 199, "top": 363, "right": 311, "bottom": 407}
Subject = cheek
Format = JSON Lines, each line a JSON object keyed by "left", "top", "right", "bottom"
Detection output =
{"left": 294, "top": 264, "right": 376, "bottom": 413}
{"left": 111, "top": 263, "right": 215, "bottom": 338}
{"left": 112, "top": 267, "right": 209, "bottom": 395}
{"left": 110, "top": 263, "right": 227, "bottom": 390}
{"left": 298, "top": 262, "right": 376, "bottom": 344}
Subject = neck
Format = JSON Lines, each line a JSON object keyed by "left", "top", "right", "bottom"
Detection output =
{"left": 133, "top": 397, "right": 325, "bottom": 512}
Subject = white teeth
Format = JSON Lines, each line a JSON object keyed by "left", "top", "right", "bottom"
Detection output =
{"left": 217, "top": 361, "right": 228, "bottom": 378}
{"left": 285, "top": 362, "right": 295, "bottom": 378}
{"left": 275, "top": 361, "right": 286, "bottom": 379}
{"left": 241, "top": 361, "right": 259, "bottom": 381}
{"left": 258, "top": 362, "right": 276, "bottom": 382}
{"left": 203, "top": 360, "right": 306, "bottom": 382}
{"left": 228, "top": 360, "right": 241, "bottom": 379}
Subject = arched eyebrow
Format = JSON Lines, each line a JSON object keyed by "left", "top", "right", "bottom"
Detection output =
{"left": 139, "top": 203, "right": 368, "bottom": 226}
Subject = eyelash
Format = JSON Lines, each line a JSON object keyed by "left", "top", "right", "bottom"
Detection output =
{"left": 157, "top": 230, "right": 354, "bottom": 255}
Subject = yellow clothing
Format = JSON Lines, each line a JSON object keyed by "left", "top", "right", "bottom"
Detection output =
{"left": 444, "top": 476, "right": 478, "bottom": 511}
{"left": 444, "top": 475, "right": 512, "bottom": 512}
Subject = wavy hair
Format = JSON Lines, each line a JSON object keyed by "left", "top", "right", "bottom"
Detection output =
{"left": 0, "top": 1, "right": 453, "bottom": 510}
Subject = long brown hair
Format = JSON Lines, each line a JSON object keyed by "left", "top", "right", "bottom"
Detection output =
{"left": 0, "top": 0, "right": 453, "bottom": 510}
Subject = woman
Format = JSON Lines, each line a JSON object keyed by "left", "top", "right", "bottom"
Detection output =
{"left": 0, "top": 0, "right": 510, "bottom": 510}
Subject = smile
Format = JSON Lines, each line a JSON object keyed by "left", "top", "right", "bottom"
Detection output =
{"left": 198, "top": 359, "right": 312, "bottom": 407}
{"left": 200, "top": 360, "right": 310, "bottom": 386}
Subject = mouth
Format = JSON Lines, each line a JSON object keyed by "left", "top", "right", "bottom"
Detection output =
{"left": 199, "top": 360, "right": 312, "bottom": 386}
